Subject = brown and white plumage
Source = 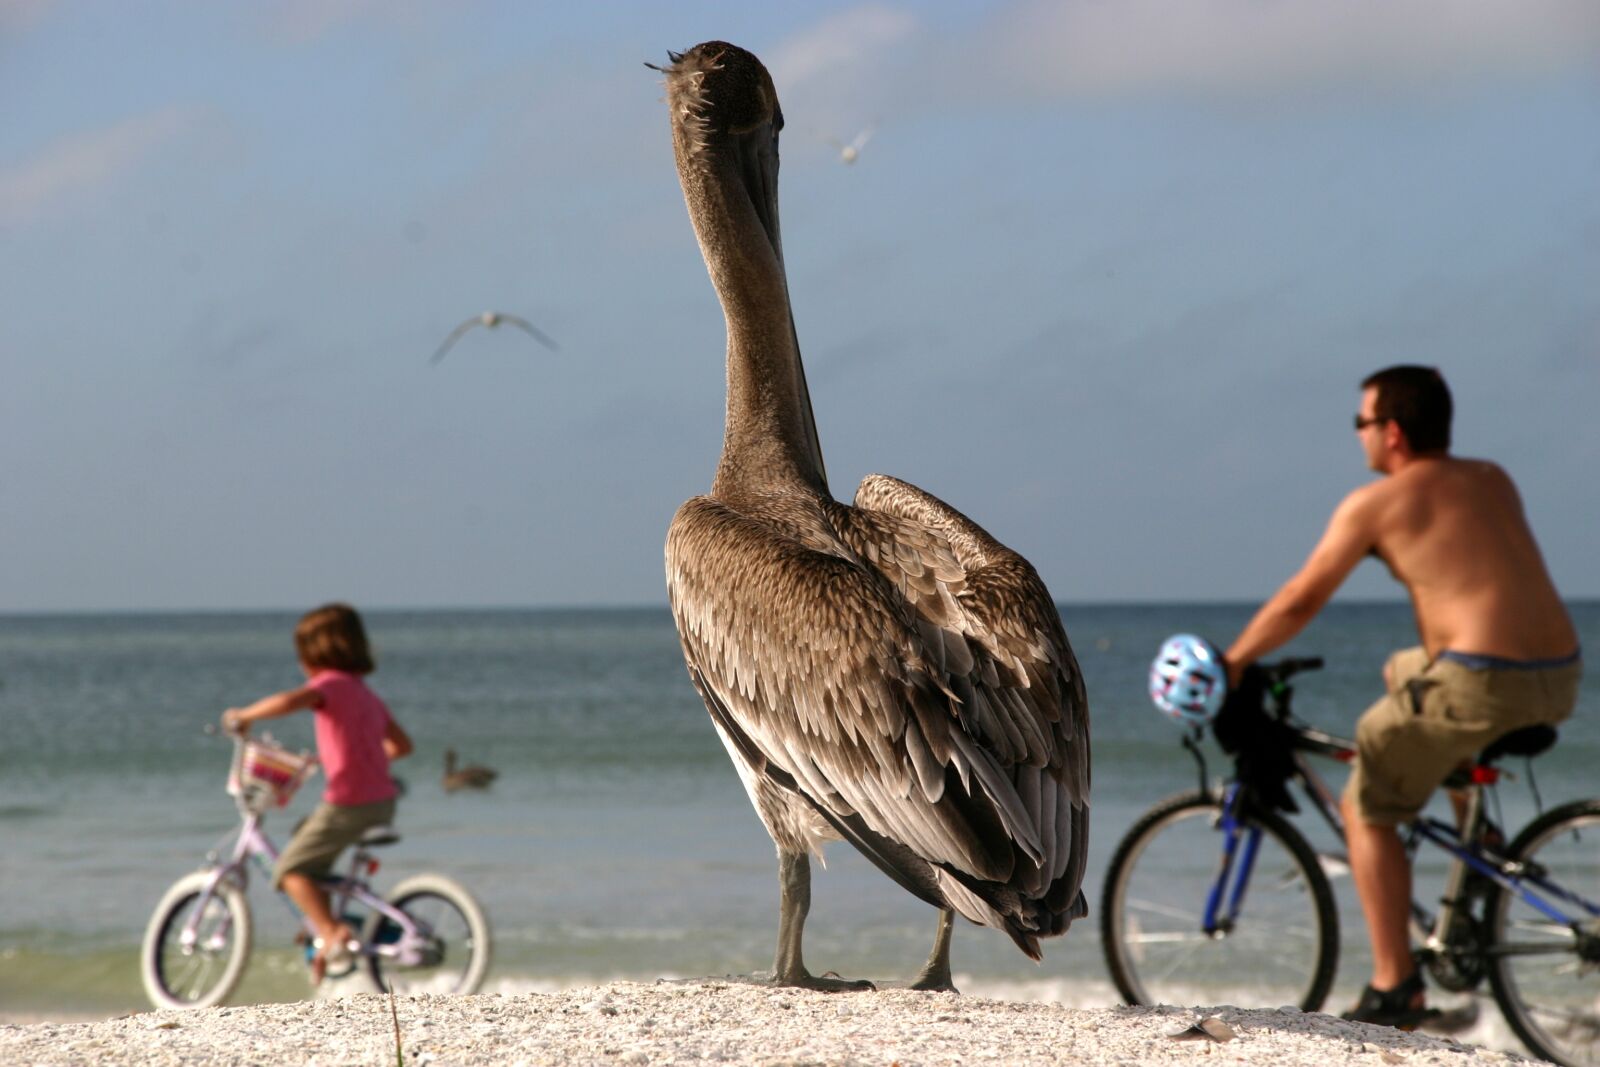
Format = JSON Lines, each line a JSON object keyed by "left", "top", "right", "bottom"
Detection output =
{"left": 442, "top": 748, "right": 498, "bottom": 792}
{"left": 657, "top": 42, "right": 1088, "bottom": 986}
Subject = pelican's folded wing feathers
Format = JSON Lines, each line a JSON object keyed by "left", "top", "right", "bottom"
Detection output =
{"left": 843, "top": 474, "right": 1090, "bottom": 912}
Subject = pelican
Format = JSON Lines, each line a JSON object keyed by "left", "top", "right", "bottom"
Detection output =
{"left": 430, "top": 311, "right": 559, "bottom": 364}
{"left": 442, "top": 749, "right": 498, "bottom": 792}
{"left": 655, "top": 42, "right": 1089, "bottom": 992}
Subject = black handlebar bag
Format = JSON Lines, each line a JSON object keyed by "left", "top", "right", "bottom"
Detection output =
{"left": 1211, "top": 666, "right": 1301, "bottom": 814}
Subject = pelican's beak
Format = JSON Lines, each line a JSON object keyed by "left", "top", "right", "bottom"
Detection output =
{"left": 737, "top": 111, "right": 784, "bottom": 266}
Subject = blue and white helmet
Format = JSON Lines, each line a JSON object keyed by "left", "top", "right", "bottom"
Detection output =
{"left": 1149, "top": 633, "right": 1228, "bottom": 726}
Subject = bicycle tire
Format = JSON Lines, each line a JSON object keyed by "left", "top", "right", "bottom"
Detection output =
{"left": 1485, "top": 798, "right": 1600, "bottom": 1067}
{"left": 363, "top": 873, "right": 492, "bottom": 995}
{"left": 140, "top": 869, "right": 253, "bottom": 1009}
{"left": 1100, "top": 789, "right": 1340, "bottom": 1011}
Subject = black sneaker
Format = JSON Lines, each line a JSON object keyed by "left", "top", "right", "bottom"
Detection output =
{"left": 1341, "top": 972, "right": 1440, "bottom": 1031}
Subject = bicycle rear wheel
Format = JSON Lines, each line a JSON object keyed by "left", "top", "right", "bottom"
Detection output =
{"left": 1101, "top": 790, "right": 1339, "bottom": 1011}
{"left": 1486, "top": 799, "right": 1600, "bottom": 1067}
{"left": 140, "top": 870, "right": 253, "bottom": 1009}
{"left": 364, "top": 873, "right": 492, "bottom": 995}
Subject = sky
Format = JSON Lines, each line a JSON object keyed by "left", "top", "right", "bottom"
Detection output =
{"left": 3, "top": 1, "right": 1597, "bottom": 613}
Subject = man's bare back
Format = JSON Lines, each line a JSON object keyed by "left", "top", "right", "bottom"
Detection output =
{"left": 1354, "top": 456, "right": 1577, "bottom": 661}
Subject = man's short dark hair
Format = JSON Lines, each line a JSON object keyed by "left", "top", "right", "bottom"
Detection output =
{"left": 1361, "top": 365, "right": 1452, "bottom": 453}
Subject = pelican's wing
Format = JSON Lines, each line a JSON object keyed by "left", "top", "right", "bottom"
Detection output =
{"left": 497, "top": 314, "right": 560, "bottom": 351}
{"left": 429, "top": 319, "right": 480, "bottom": 364}
{"left": 841, "top": 474, "right": 1090, "bottom": 913}
{"left": 848, "top": 126, "right": 874, "bottom": 153}
{"left": 668, "top": 494, "right": 1082, "bottom": 954}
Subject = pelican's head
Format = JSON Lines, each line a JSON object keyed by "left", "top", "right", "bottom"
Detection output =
{"left": 655, "top": 42, "right": 781, "bottom": 151}
{"left": 653, "top": 41, "right": 784, "bottom": 258}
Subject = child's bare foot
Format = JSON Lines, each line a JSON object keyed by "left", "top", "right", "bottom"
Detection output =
{"left": 310, "top": 924, "right": 356, "bottom": 984}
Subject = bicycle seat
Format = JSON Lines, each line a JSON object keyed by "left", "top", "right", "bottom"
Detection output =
{"left": 1477, "top": 725, "right": 1558, "bottom": 766}
{"left": 358, "top": 825, "right": 402, "bottom": 848}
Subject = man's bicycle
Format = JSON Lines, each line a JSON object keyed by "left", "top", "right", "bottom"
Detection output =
{"left": 1100, "top": 654, "right": 1600, "bottom": 1067}
{"left": 139, "top": 733, "right": 492, "bottom": 1009}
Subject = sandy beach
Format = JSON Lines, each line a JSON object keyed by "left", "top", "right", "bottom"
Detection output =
{"left": 0, "top": 980, "right": 1533, "bottom": 1066}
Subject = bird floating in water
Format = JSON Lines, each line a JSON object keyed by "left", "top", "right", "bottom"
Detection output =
{"left": 442, "top": 749, "right": 498, "bottom": 792}
{"left": 825, "top": 125, "right": 874, "bottom": 165}
{"left": 430, "top": 311, "right": 558, "bottom": 364}
{"left": 654, "top": 42, "right": 1089, "bottom": 993}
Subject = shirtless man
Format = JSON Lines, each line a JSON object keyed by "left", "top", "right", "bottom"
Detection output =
{"left": 1224, "top": 365, "right": 1581, "bottom": 1028}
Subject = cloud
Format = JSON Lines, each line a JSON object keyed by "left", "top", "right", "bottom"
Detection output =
{"left": 982, "top": 0, "right": 1600, "bottom": 98}
{"left": 767, "top": 4, "right": 919, "bottom": 91}
{"left": 0, "top": 106, "right": 204, "bottom": 226}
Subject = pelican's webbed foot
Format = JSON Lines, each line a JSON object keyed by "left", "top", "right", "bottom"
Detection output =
{"left": 770, "top": 967, "right": 875, "bottom": 993}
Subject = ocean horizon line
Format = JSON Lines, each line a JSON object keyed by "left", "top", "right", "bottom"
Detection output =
{"left": 8, "top": 596, "right": 1578, "bottom": 621}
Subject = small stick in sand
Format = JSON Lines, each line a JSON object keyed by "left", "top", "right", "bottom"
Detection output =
{"left": 388, "top": 982, "right": 404, "bottom": 1066}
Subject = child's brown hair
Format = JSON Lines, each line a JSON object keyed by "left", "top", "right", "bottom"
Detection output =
{"left": 294, "top": 603, "right": 375, "bottom": 674}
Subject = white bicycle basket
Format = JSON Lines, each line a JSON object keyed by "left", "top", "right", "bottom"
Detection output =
{"left": 227, "top": 734, "right": 316, "bottom": 813}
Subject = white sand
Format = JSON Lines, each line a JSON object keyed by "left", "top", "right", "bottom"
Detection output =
{"left": 0, "top": 980, "right": 1536, "bottom": 1066}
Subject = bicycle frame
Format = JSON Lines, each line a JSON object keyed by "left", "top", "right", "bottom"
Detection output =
{"left": 176, "top": 807, "right": 440, "bottom": 970}
{"left": 1197, "top": 713, "right": 1600, "bottom": 967}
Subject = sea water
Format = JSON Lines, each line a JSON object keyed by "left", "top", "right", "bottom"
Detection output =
{"left": 2, "top": 603, "right": 1596, "bottom": 1034}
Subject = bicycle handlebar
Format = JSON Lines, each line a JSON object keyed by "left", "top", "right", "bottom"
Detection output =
{"left": 1259, "top": 656, "right": 1324, "bottom": 687}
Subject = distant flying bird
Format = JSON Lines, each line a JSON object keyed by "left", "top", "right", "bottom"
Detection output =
{"left": 825, "top": 125, "right": 874, "bottom": 165}
{"left": 656, "top": 42, "right": 1088, "bottom": 993}
{"left": 430, "top": 311, "right": 559, "bottom": 364}
{"left": 442, "top": 749, "right": 498, "bottom": 792}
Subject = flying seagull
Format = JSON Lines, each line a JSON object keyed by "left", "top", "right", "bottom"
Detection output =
{"left": 430, "top": 311, "right": 559, "bottom": 364}
{"left": 655, "top": 42, "right": 1089, "bottom": 993}
{"left": 825, "top": 125, "right": 874, "bottom": 165}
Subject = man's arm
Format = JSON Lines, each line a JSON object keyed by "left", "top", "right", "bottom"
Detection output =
{"left": 1225, "top": 489, "right": 1378, "bottom": 684}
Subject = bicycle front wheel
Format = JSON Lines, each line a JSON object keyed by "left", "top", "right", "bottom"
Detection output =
{"left": 1486, "top": 798, "right": 1600, "bottom": 1067}
{"left": 364, "top": 873, "right": 492, "bottom": 995}
{"left": 1100, "top": 790, "right": 1339, "bottom": 1011}
{"left": 140, "top": 870, "right": 253, "bottom": 1009}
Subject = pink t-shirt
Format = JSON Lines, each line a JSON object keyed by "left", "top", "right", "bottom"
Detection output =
{"left": 307, "top": 670, "right": 398, "bottom": 806}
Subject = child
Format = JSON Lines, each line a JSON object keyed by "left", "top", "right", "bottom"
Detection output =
{"left": 221, "top": 603, "right": 413, "bottom": 983}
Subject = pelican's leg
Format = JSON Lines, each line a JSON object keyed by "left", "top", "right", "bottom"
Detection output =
{"left": 772, "top": 850, "right": 874, "bottom": 992}
{"left": 906, "top": 908, "right": 959, "bottom": 992}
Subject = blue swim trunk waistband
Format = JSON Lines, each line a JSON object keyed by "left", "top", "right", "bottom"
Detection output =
{"left": 1437, "top": 648, "right": 1582, "bottom": 672}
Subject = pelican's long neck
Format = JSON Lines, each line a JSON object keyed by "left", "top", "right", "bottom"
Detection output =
{"left": 674, "top": 135, "right": 828, "bottom": 501}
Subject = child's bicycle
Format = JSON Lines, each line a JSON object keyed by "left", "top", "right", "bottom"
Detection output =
{"left": 1100, "top": 654, "right": 1600, "bottom": 1067}
{"left": 139, "top": 732, "right": 492, "bottom": 1009}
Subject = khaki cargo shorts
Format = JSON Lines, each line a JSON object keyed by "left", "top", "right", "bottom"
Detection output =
{"left": 1345, "top": 646, "right": 1580, "bottom": 826}
{"left": 274, "top": 798, "right": 397, "bottom": 887}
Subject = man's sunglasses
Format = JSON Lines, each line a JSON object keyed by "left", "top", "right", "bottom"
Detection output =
{"left": 1353, "top": 414, "right": 1390, "bottom": 431}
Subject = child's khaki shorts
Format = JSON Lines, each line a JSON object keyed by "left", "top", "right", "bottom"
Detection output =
{"left": 274, "top": 798, "right": 397, "bottom": 887}
{"left": 1345, "top": 646, "right": 1579, "bottom": 826}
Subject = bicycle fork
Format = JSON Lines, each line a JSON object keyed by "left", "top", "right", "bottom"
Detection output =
{"left": 181, "top": 866, "right": 245, "bottom": 954}
{"left": 1203, "top": 783, "right": 1264, "bottom": 937}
